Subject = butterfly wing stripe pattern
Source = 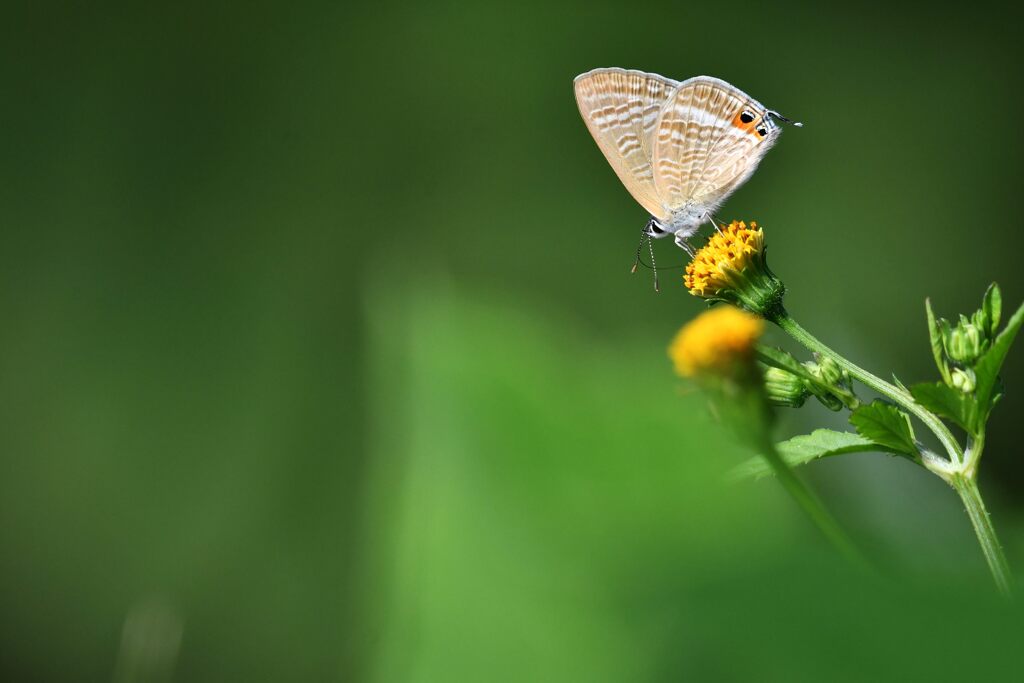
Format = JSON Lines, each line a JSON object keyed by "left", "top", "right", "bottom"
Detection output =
{"left": 573, "top": 68, "right": 679, "bottom": 220}
{"left": 695, "top": 119, "right": 779, "bottom": 206}
{"left": 575, "top": 68, "right": 791, "bottom": 243}
{"left": 652, "top": 77, "right": 767, "bottom": 213}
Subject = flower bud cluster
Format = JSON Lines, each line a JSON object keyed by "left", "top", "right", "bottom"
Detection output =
{"left": 761, "top": 351, "right": 859, "bottom": 411}
{"left": 931, "top": 285, "right": 1001, "bottom": 394}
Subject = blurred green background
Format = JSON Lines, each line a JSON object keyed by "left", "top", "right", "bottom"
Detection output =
{"left": 4, "top": 1, "right": 1024, "bottom": 681}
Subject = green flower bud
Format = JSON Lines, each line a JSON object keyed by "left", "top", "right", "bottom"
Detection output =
{"left": 763, "top": 366, "right": 810, "bottom": 408}
{"left": 945, "top": 315, "right": 984, "bottom": 365}
{"left": 802, "top": 354, "right": 859, "bottom": 411}
{"left": 813, "top": 354, "right": 847, "bottom": 386}
{"left": 951, "top": 367, "right": 976, "bottom": 393}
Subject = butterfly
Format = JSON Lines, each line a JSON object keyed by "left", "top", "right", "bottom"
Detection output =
{"left": 574, "top": 67, "right": 800, "bottom": 253}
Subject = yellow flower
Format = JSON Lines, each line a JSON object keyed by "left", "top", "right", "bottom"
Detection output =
{"left": 669, "top": 306, "right": 764, "bottom": 377}
{"left": 682, "top": 220, "right": 785, "bottom": 318}
{"left": 685, "top": 221, "right": 764, "bottom": 296}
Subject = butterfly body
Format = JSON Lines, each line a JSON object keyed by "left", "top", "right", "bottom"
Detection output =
{"left": 574, "top": 68, "right": 795, "bottom": 247}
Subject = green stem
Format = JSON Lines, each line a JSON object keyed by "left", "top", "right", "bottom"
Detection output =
{"left": 758, "top": 437, "right": 869, "bottom": 571}
{"left": 770, "top": 309, "right": 964, "bottom": 465}
{"left": 770, "top": 307, "right": 1013, "bottom": 595}
{"left": 951, "top": 474, "right": 1013, "bottom": 598}
{"left": 964, "top": 431, "right": 985, "bottom": 479}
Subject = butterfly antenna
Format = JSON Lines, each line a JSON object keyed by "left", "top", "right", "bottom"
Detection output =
{"left": 630, "top": 225, "right": 646, "bottom": 274}
{"left": 647, "top": 232, "right": 659, "bottom": 292}
{"left": 767, "top": 110, "right": 803, "bottom": 127}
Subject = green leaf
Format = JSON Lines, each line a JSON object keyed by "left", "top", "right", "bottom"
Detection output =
{"left": 981, "top": 282, "right": 1002, "bottom": 339}
{"left": 909, "top": 381, "right": 975, "bottom": 431}
{"left": 926, "top": 298, "right": 952, "bottom": 385}
{"left": 973, "top": 298, "right": 1024, "bottom": 428}
{"left": 849, "top": 400, "right": 918, "bottom": 456}
{"left": 729, "top": 429, "right": 901, "bottom": 480}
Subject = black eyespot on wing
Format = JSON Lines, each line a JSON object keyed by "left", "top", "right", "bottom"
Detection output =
{"left": 740, "top": 111, "right": 754, "bottom": 124}
{"left": 756, "top": 125, "right": 768, "bottom": 137}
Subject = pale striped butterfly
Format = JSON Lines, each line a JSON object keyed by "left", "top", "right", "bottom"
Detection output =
{"left": 574, "top": 67, "right": 800, "bottom": 281}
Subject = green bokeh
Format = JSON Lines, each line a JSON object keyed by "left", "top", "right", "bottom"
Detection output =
{"left": 3, "top": 1, "right": 1024, "bottom": 680}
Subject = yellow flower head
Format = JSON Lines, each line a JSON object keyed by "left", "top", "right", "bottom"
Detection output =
{"left": 668, "top": 306, "right": 764, "bottom": 378}
{"left": 682, "top": 220, "right": 785, "bottom": 319}
{"left": 684, "top": 221, "right": 764, "bottom": 296}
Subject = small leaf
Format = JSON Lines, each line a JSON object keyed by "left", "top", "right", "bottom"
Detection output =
{"left": 926, "top": 298, "right": 952, "bottom": 385}
{"left": 973, "top": 298, "right": 1024, "bottom": 427}
{"left": 909, "top": 382, "right": 975, "bottom": 432}
{"left": 729, "top": 429, "right": 902, "bottom": 480}
{"left": 982, "top": 282, "right": 1002, "bottom": 338}
{"left": 849, "top": 400, "right": 918, "bottom": 456}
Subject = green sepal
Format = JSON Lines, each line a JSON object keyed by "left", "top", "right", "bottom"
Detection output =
{"left": 909, "top": 381, "right": 975, "bottom": 432}
{"left": 729, "top": 429, "right": 905, "bottom": 480}
{"left": 849, "top": 400, "right": 918, "bottom": 458}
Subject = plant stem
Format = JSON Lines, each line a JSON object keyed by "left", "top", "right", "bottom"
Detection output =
{"left": 951, "top": 474, "right": 1013, "bottom": 598}
{"left": 964, "top": 432, "right": 985, "bottom": 479}
{"left": 770, "top": 309, "right": 964, "bottom": 465}
{"left": 758, "top": 438, "right": 870, "bottom": 571}
{"left": 770, "top": 307, "right": 1014, "bottom": 595}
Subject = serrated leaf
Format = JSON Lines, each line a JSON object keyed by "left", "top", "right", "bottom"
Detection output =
{"left": 973, "top": 298, "right": 1024, "bottom": 427}
{"left": 849, "top": 400, "right": 918, "bottom": 456}
{"left": 909, "top": 381, "right": 975, "bottom": 431}
{"left": 729, "top": 429, "right": 901, "bottom": 480}
{"left": 926, "top": 298, "right": 952, "bottom": 385}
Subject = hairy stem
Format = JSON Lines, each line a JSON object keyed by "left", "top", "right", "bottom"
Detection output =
{"left": 951, "top": 475, "right": 1013, "bottom": 598}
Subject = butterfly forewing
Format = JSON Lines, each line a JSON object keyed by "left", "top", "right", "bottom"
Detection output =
{"left": 652, "top": 77, "right": 775, "bottom": 214}
{"left": 574, "top": 68, "right": 679, "bottom": 220}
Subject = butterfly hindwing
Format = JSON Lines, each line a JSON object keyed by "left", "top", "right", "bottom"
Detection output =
{"left": 651, "top": 76, "right": 778, "bottom": 216}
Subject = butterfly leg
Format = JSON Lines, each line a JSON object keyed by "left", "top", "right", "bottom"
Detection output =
{"left": 703, "top": 211, "right": 722, "bottom": 233}
{"left": 674, "top": 233, "right": 695, "bottom": 258}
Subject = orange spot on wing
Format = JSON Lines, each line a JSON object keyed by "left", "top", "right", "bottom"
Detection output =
{"left": 731, "top": 108, "right": 763, "bottom": 136}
